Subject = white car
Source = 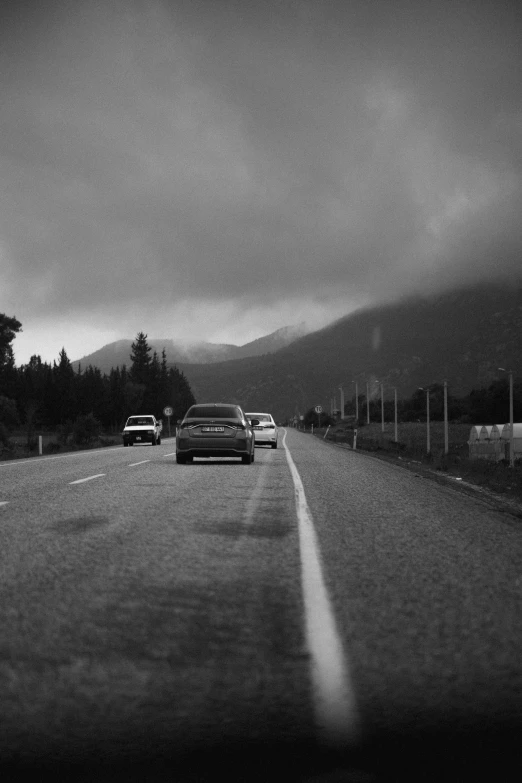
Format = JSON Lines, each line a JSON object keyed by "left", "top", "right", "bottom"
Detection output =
{"left": 245, "top": 412, "right": 278, "bottom": 449}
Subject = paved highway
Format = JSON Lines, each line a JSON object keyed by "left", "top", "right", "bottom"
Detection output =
{"left": 0, "top": 430, "right": 520, "bottom": 780}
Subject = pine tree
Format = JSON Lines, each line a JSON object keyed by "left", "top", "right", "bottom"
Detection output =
{"left": 169, "top": 366, "right": 196, "bottom": 419}
{"left": 52, "top": 348, "right": 77, "bottom": 425}
{"left": 0, "top": 313, "right": 22, "bottom": 400}
{"left": 129, "top": 332, "right": 152, "bottom": 386}
{"left": 158, "top": 349, "right": 171, "bottom": 413}
{"left": 146, "top": 350, "right": 161, "bottom": 413}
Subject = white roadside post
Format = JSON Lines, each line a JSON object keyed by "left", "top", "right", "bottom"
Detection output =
{"left": 163, "top": 406, "right": 173, "bottom": 438}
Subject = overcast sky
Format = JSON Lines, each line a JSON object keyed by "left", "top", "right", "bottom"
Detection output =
{"left": 2, "top": 0, "right": 521, "bottom": 365}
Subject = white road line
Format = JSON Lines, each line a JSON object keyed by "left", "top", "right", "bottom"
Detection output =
{"left": 69, "top": 474, "right": 106, "bottom": 485}
{"left": 163, "top": 452, "right": 177, "bottom": 457}
{"left": 0, "top": 501, "right": 8, "bottom": 507}
{"left": 0, "top": 447, "right": 126, "bottom": 468}
{"left": 128, "top": 460, "right": 150, "bottom": 467}
{"left": 282, "top": 430, "right": 358, "bottom": 746}
{"left": 242, "top": 462, "right": 270, "bottom": 526}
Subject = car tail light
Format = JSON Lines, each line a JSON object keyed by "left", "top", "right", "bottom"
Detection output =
{"left": 235, "top": 424, "right": 246, "bottom": 430}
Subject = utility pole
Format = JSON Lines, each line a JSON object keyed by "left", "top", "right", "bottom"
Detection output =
{"left": 443, "top": 380, "right": 449, "bottom": 456}
{"left": 394, "top": 387, "right": 398, "bottom": 443}
{"left": 419, "top": 387, "right": 431, "bottom": 455}
{"left": 498, "top": 368, "right": 514, "bottom": 467}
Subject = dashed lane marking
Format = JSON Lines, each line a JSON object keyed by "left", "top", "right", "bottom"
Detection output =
{"left": 69, "top": 474, "right": 106, "bottom": 485}
{"left": 0, "top": 501, "right": 8, "bottom": 507}
{"left": 282, "top": 429, "right": 359, "bottom": 747}
{"left": 128, "top": 460, "right": 151, "bottom": 467}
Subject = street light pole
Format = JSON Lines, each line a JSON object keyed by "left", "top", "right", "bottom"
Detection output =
{"left": 499, "top": 368, "right": 514, "bottom": 467}
{"left": 339, "top": 386, "right": 345, "bottom": 420}
{"left": 366, "top": 381, "right": 370, "bottom": 424}
{"left": 510, "top": 370, "right": 514, "bottom": 467}
{"left": 380, "top": 382, "right": 384, "bottom": 433}
{"left": 394, "top": 387, "right": 398, "bottom": 443}
{"left": 419, "top": 387, "right": 431, "bottom": 455}
{"left": 426, "top": 389, "right": 430, "bottom": 454}
{"left": 443, "top": 380, "right": 449, "bottom": 456}
{"left": 352, "top": 381, "right": 359, "bottom": 422}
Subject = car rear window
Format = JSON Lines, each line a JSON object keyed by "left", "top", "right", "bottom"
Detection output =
{"left": 127, "top": 417, "right": 154, "bottom": 426}
{"left": 247, "top": 414, "right": 271, "bottom": 422}
{"left": 185, "top": 406, "right": 242, "bottom": 419}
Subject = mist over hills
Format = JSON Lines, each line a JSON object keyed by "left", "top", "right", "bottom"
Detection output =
{"left": 70, "top": 284, "right": 522, "bottom": 422}
{"left": 175, "top": 284, "right": 522, "bottom": 421}
{"left": 71, "top": 323, "right": 310, "bottom": 375}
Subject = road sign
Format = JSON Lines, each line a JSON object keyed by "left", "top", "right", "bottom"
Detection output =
{"left": 314, "top": 405, "right": 322, "bottom": 414}
{"left": 163, "top": 406, "right": 173, "bottom": 417}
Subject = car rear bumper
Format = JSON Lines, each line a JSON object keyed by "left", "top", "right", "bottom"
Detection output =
{"left": 177, "top": 438, "right": 250, "bottom": 457}
{"left": 123, "top": 433, "right": 155, "bottom": 444}
{"left": 178, "top": 449, "right": 250, "bottom": 458}
{"left": 253, "top": 434, "right": 277, "bottom": 444}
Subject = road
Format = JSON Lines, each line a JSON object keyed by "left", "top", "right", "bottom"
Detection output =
{"left": 0, "top": 429, "right": 521, "bottom": 781}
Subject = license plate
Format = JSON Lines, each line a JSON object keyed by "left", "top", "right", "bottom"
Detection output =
{"left": 202, "top": 426, "right": 224, "bottom": 432}
{"left": 254, "top": 426, "right": 263, "bottom": 430}
{"left": 136, "top": 436, "right": 142, "bottom": 440}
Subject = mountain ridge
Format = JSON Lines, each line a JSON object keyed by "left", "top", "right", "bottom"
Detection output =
{"left": 173, "top": 283, "right": 522, "bottom": 420}
{"left": 71, "top": 322, "right": 311, "bottom": 374}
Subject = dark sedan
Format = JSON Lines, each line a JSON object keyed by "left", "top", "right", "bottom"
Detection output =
{"left": 176, "top": 403, "right": 257, "bottom": 464}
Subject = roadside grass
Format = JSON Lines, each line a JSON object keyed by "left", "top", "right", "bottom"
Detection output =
{"left": 313, "top": 421, "right": 522, "bottom": 505}
{"left": 0, "top": 430, "right": 122, "bottom": 461}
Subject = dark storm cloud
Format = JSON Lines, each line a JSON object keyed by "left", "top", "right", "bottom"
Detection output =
{"left": 1, "top": 0, "right": 521, "bottom": 362}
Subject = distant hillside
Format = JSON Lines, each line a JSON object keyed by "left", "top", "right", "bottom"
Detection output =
{"left": 71, "top": 323, "right": 310, "bottom": 374}
{"left": 175, "top": 284, "right": 522, "bottom": 421}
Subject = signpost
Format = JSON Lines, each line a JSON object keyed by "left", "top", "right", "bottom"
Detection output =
{"left": 314, "top": 404, "right": 322, "bottom": 429}
{"left": 163, "top": 406, "right": 173, "bottom": 437}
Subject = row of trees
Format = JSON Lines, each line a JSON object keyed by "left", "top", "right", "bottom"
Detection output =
{"left": 303, "top": 379, "right": 522, "bottom": 428}
{"left": 0, "top": 316, "right": 195, "bottom": 439}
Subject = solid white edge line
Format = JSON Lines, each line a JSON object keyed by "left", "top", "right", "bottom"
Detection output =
{"left": 69, "top": 474, "right": 106, "bottom": 485}
{"left": 282, "top": 429, "right": 358, "bottom": 746}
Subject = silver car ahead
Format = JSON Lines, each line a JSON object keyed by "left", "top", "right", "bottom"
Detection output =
{"left": 176, "top": 403, "right": 257, "bottom": 464}
{"left": 245, "top": 412, "right": 278, "bottom": 449}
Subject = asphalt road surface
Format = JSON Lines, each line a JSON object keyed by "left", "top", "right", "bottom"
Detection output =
{"left": 1, "top": 429, "right": 521, "bottom": 781}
